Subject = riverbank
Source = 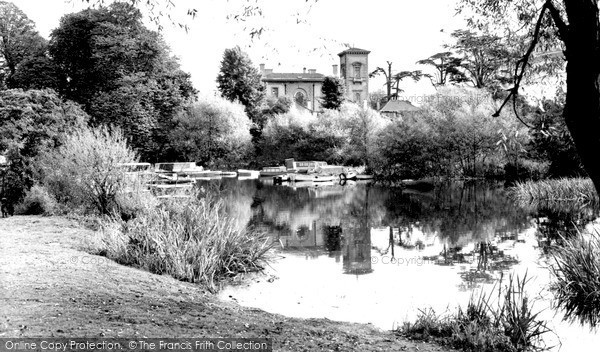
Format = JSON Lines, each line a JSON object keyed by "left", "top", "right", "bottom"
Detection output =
{"left": 0, "top": 216, "right": 454, "bottom": 352}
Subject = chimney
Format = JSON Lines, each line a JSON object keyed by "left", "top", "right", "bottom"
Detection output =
{"left": 303, "top": 67, "right": 306, "bottom": 74}
{"left": 259, "top": 63, "right": 265, "bottom": 73}
{"left": 308, "top": 69, "right": 316, "bottom": 74}
{"left": 332, "top": 64, "right": 338, "bottom": 77}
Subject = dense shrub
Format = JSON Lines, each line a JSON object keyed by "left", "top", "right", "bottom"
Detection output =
{"left": 39, "top": 126, "right": 137, "bottom": 215}
{"left": 168, "top": 96, "right": 253, "bottom": 169}
{"left": 256, "top": 103, "right": 387, "bottom": 168}
{"left": 15, "top": 184, "right": 57, "bottom": 215}
{"left": 0, "top": 89, "right": 88, "bottom": 208}
{"left": 374, "top": 87, "right": 530, "bottom": 180}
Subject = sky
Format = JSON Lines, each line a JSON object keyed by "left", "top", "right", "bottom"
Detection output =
{"left": 10, "top": 0, "right": 468, "bottom": 97}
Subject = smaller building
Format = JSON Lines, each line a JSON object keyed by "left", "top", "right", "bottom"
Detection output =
{"left": 379, "top": 100, "right": 420, "bottom": 119}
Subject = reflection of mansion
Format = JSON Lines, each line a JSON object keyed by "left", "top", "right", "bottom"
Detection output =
{"left": 260, "top": 47, "right": 371, "bottom": 112}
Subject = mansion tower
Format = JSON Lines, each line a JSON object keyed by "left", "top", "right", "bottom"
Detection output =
{"left": 260, "top": 47, "right": 370, "bottom": 112}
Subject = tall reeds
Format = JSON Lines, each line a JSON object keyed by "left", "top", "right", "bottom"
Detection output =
{"left": 510, "top": 178, "right": 598, "bottom": 205}
{"left": 100, "top": 194, "right": 272, "bottom": 292}
{"left": 550, "top": 229, "right": 600, "bottom": 328}
{"left": 399, "top": 272, "right": 553, "bottom": 352}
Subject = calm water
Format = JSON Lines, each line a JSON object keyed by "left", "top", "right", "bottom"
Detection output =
{"left": 201, "top": 178, "right": 599, "bottom": 351}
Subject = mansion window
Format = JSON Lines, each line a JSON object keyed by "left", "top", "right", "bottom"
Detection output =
{"left": 353, "top": 63, "right": 362, "bottom": 79}
{"left": 354, "top": 91, "right": 361, "bottom": 102}
{"left": 271, "top": 87, "right": 279, "bottom": 97}
{"left": 294, "top": 91, "right": 307, "bottom": 107}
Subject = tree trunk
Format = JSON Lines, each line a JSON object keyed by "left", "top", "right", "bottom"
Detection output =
{"left": 563, "top": 0, "right": 600, "bottom": 195}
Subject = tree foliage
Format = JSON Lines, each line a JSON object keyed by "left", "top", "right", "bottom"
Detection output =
{"left": 320, "top": 76, "right": 344, "bottom": 110}
{"left": 458, "top": 0, "right": 600, "bottom": 198}
{"left": 216, "top": 46, "right": 265, "bottom": 126}
{"left": 39, "top": 125, "right": 137, "bottom": 215}
{"left": 0, "top": 89, "right": 88, "bottom": 208}
{"left": 0, "top": 1, "right": 55, "bottom": 89}
{"left": 168, "top": 96, "right": 253, "bottom": 168}
{"left": 417, "top": 52, "right": 468, "bottom": 86}
{"left": 49, "top": 2, "right": 196, "bottom": 159}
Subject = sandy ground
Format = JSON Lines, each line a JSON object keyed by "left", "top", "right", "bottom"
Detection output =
{"left": 0, "top": 215, "right": 456, "bottom": 352}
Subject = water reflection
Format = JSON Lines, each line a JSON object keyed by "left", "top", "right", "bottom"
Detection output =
{"left": 197, "top": 178, "right": 598, "bottom": 284}
{"left": 207, "top": 178, "right": 600, "bottom": 351}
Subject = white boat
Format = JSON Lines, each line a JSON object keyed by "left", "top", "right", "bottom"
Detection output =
{"left": 237, "top": 169, "right": 260, "bottom": 178}
{"left": 260, "top": 166, "right": 288, "bottom": 177}
{"left": 355, "top": 174, "right": 374, "bottom": 180}
{"left": 221, "top": 171, "right": 237, "bottom": 178}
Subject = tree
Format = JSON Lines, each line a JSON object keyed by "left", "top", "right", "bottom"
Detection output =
{"left": 0, "top": 89, "right": 88, "bottom": 208}
{"left": 49, "top": 2, "right": 196, "bottom": 159}
{"left": 370, "top": 62, "right": 423, "bottom": 102}
{"left": 168, "top": 96, "right": 253, "bottom": 168}
{"left": 459, "top": 0, "right": 600, "bottom": 198}
{"left": 0, "top": 1, "right": 54, "bottom": 89}
{"left": 417, "top": 52, "right": 468, "bottom": 86}
{"left": 320, "top": 76, "right": 344, "bottom": 110}
{"left": 451, "top": 29, "right": 520, "bottom": 89}
{"left": 216, "top": 46, "right": 265, "bottom": 128}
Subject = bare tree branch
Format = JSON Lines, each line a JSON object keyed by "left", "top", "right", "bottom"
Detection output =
{"left": 492, "top": 0, "right": 560, "bottom": 128}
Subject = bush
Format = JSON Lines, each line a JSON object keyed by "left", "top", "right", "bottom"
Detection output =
{"left": 39, "top": 126, "right": 137, "bottom": 215}
{"left": 167, "top": 95, "right": 253, "bottom": 169}
{"left": 15, "top": 184, "right": 57, "bottom": 215}
{"left": 99, "top": 194, "right": 272, "bottom": 292}
{"left": 256, "top": 103, "right": 387, "bottom": 168}
{"left": 0, "top": 89, "right": 88, "bottom": 209}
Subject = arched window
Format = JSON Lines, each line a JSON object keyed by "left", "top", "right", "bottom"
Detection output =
{"left": 294, "top": 90, "right": 307, "bottom": 108}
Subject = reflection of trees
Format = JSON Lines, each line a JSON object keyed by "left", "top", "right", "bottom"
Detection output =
{"left": 532, "top": 202, "right": 599, "bottom": 254}
{"left": 382, "top": 181, "right": 531, "bottom": 245}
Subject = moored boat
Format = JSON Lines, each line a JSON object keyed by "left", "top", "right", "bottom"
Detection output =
{"left": 221, "top": 171, "right": 237, "bottom": 178}
{"left": 237, "top": 169, "right": 260, "bottom": 178}
{"left": 355, "top": 174, "right": 374, "bottom": 180}
{"left": 260, "top": 166, "right": 288, "bottom": 177}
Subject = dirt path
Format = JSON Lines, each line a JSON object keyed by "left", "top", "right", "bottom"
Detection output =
{"left": 0, "top": 216, "right": 454, "bottom": 352}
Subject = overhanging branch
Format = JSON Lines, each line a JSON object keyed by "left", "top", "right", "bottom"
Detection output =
{"left": 493, "top": 0, "right": 568, "bottom": 128}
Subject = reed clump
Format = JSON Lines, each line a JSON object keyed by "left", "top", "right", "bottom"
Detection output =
{"left": 550, "top": 229, "right": 600, "bottom": 328}
{"left": 510, "top": 178, "right": 597, "bottom": 205}
{"left": 399, "top": 273, "right": 553, "bottom": 352}
{"left": 100, "top": 194, "right": 272, "bottom": 292}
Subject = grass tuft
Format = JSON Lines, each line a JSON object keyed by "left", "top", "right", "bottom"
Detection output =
{"left": 510, "top": 178, "right": 598, "bottom": 206}
{"left": 399, "top": 272, "right": 553, "bottom": 352}
{"left": 550, "top": 229, "right": 600, "bottom": 328}
{"left": 99, "top": 192, "right": 273, "bottom": 292}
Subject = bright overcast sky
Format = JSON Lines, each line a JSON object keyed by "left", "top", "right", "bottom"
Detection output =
{"left": 10, "top": 0, "right": 467, "bottom": 96}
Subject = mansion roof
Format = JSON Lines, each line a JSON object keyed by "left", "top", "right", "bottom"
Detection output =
{"left": 262, "top": 72, "right": 325, "bottom": 83}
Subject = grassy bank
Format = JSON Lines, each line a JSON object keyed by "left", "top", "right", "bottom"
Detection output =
{"left": 99, "top": 194, "right": 272, "bottom": 292}
{"left": 398, "top": 273, "right": 552, "bottom": 352}
{"left": 510, "top": 178, "right": 598, "bottom": 205}
{"left": 1, "top": 215, "right": 455, "bottom": 352}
